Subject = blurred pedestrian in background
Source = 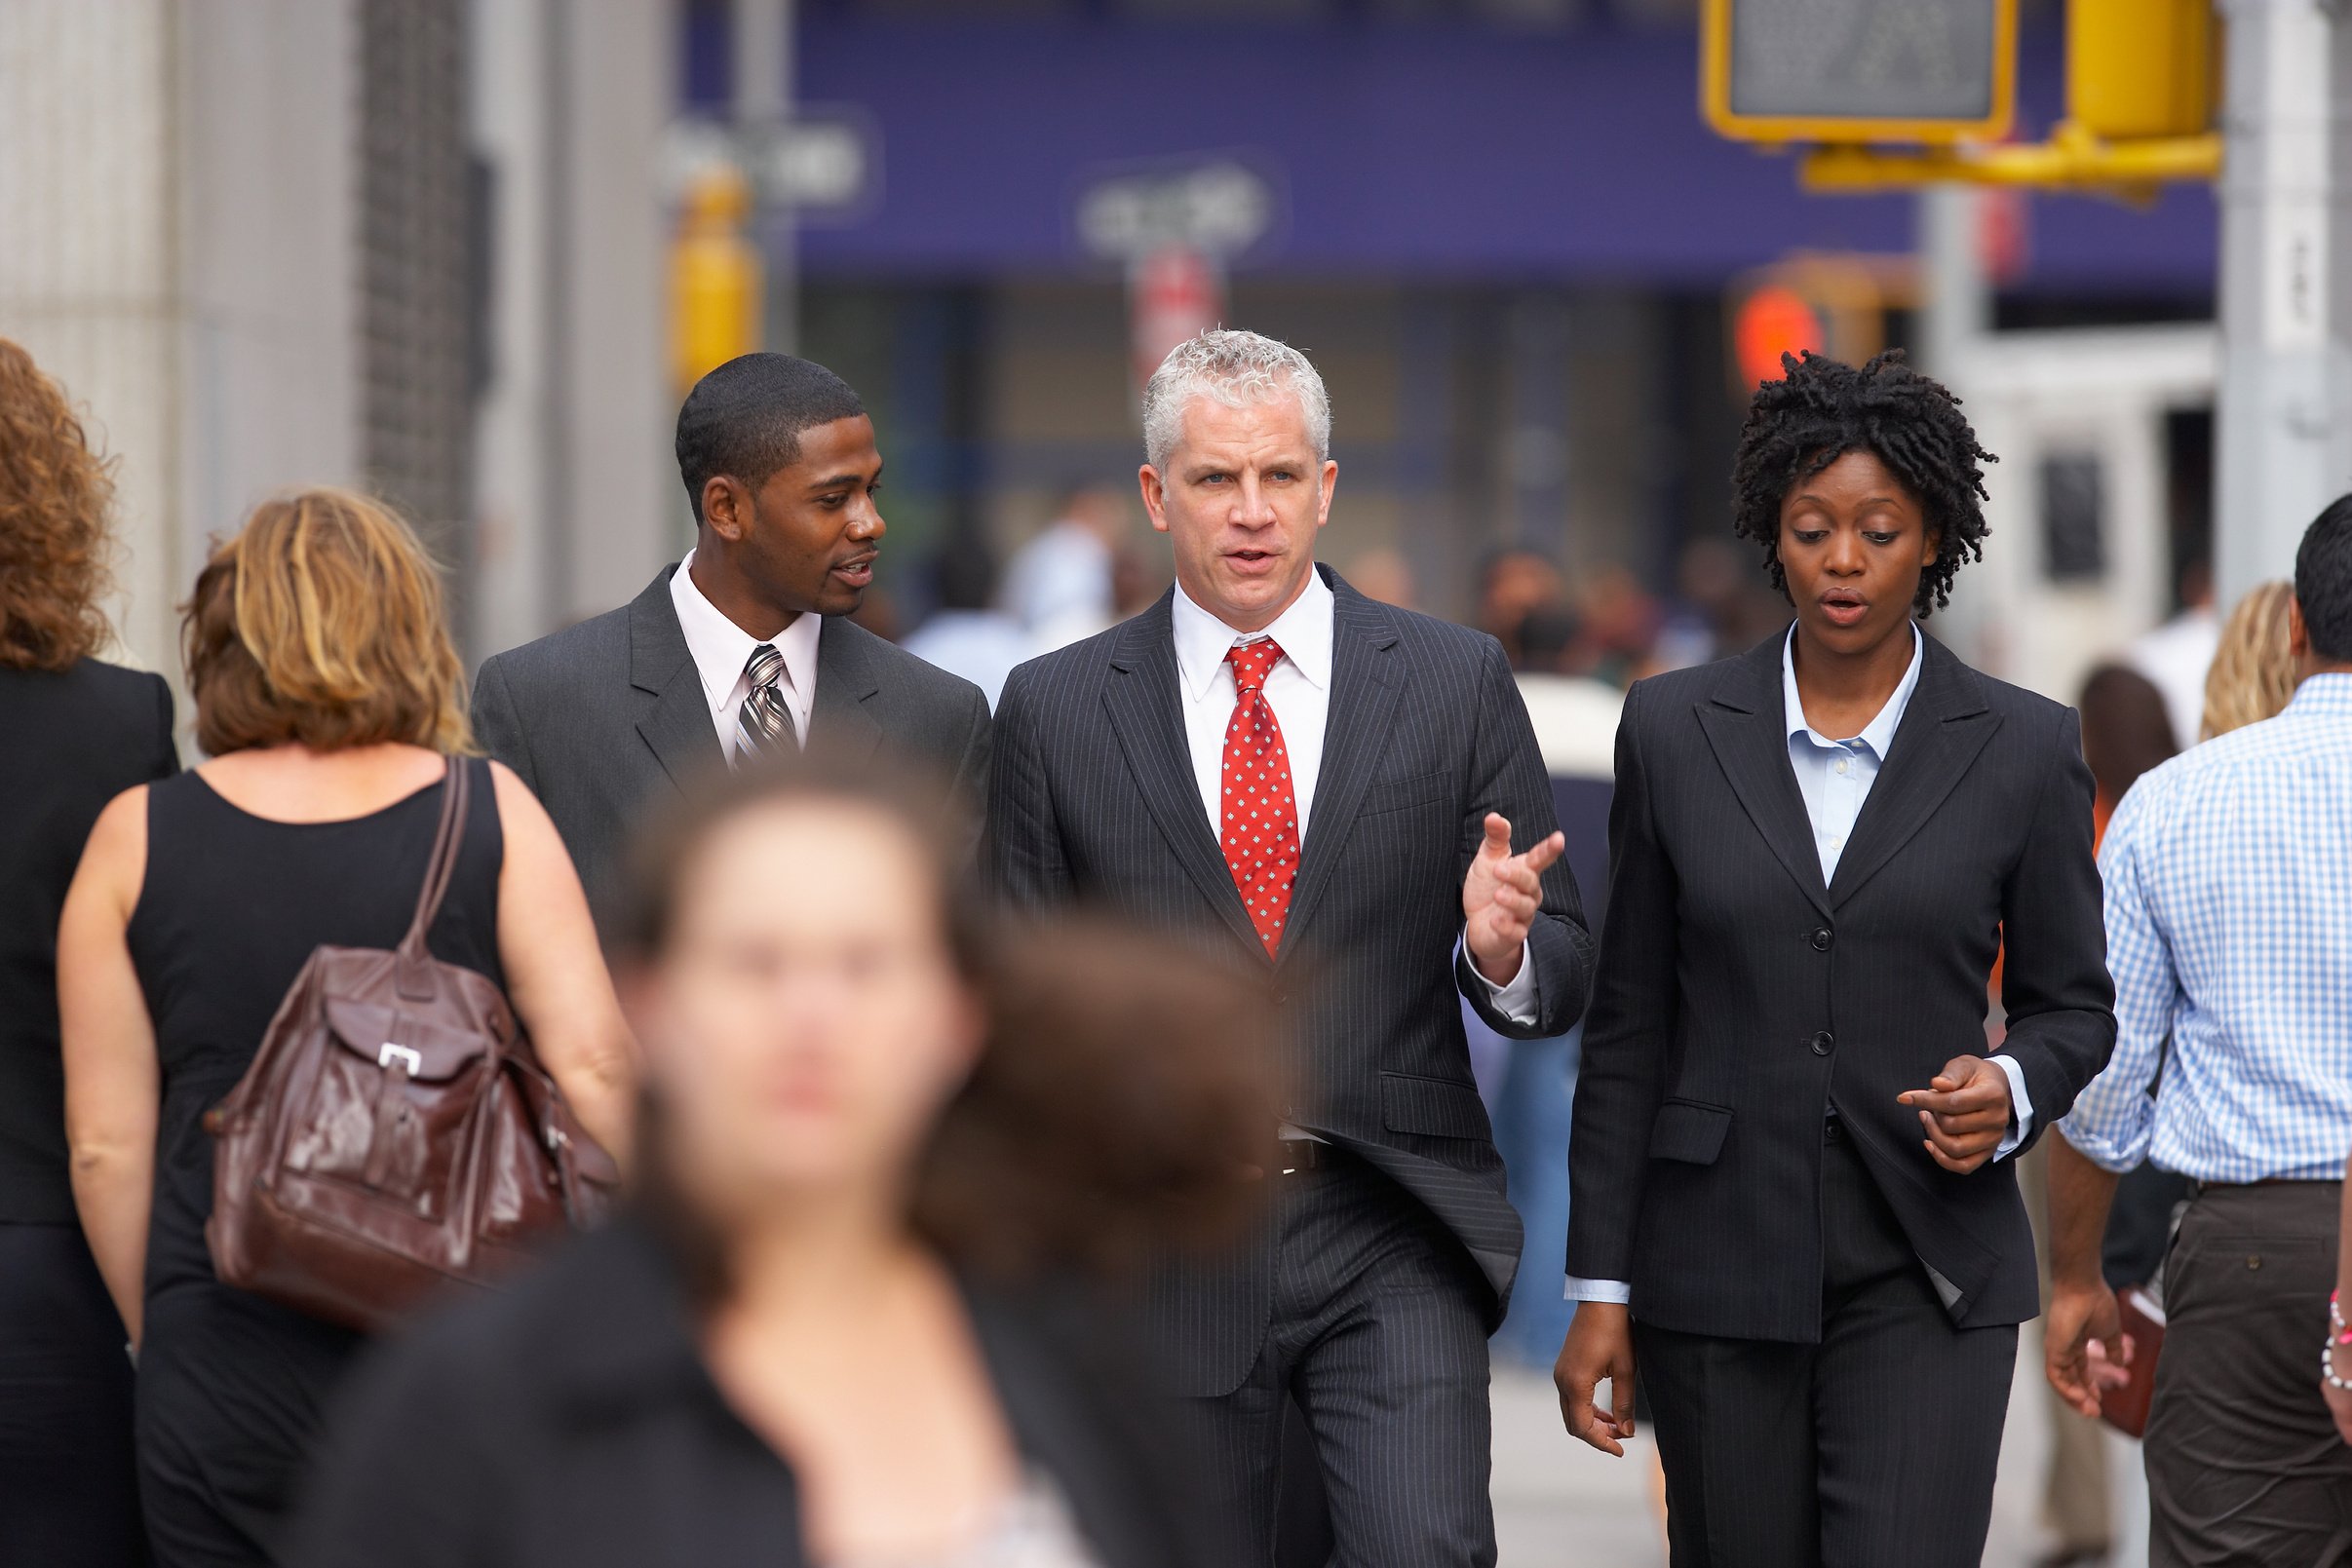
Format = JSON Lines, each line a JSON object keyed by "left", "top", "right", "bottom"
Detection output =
{"left": 2127, "top": 558, "right": 2220, "bottom": 757}
{"left": 1474, "top": 603, "right": 1620, "bottom": 1370}
{"left": 473, "top": 353, "right": 990, "bottom": 938}
{"left": 988, "top": 329, "right": 1592, "bottom": 1566}
{"left": 1561, "top": 351, "right": 2116, "bottom": 1568}
{"left": 56, "top": 490, "right": 633, "bottom": 1568}
{"left": 1006, "top": 486, "right": 1127, "bottom": 653}
{"left": 1476, "top": 545, "right": 1565, "bottom": 670}
{"left": 0, "top": 337, "right": 175, "bottom": 1567}
{"left": 2199, "top": 577, "right": 2299, "bottom": 741}
{"left": 2049, "top": 498, "right": 2352, "bottom": 1567}
{"left": 296, "top": 757, "right": 1269, "bottom": 1568}
{"left": 2019, "top": 662, "right": 2183, "bottom": 1568}
{"left": 902, "top": 530, "right": 1033, "bottom": 710}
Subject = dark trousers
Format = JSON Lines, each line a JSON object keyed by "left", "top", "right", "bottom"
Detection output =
{"left": 2147, "top": 1180, "right": 2352, "bottom": 1567}
{"left": 1635, "top": 1128, "right": 2017, "bottom": 1568}
{"left": 0, "top": 1221, "right": 145, "bottom": 1566}
{"left": 1182, "top": 1150, "right": 1494, "bottom": 1568}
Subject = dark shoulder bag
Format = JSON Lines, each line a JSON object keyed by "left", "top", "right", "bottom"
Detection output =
{"left": 205, "top": 757, "right": 617, "bottom": 1332}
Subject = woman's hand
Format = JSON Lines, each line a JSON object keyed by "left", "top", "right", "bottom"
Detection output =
{"left": 1898, "top": 1054, "right": 2014, "bottom": 1173}
{"left": 1554, "top": 1302, "right": 1638, "bottom": 1457}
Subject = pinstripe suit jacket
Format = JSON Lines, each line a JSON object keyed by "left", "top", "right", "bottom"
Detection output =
{"left": 986, "top": 568, "right": 1594, "bottom": 1395}
{"left": 1566, "top": 631, "right": 2115, "bottom": 1342}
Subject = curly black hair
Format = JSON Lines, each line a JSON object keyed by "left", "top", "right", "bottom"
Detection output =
{"left": 1730, "top": 349, "right": 1995, "bottom": 618}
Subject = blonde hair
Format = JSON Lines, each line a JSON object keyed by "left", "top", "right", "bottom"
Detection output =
{"left": 182, "top": 487, "right": 471, "bottom": 756}
{"left": 2201, "top": 579, "right": 2300, "bottom": 741}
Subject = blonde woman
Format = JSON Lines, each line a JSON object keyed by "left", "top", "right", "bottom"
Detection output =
{"left": 2201, "top": 579, "right": 2300, "bottom": 740}
{"left": 0, "top": 337, "right": 176, "bottom": 1565}
{"left": 58, "top": 490, "right": 633, "bottom": 1567}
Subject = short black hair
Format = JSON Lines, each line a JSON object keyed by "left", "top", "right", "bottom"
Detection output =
{"left": 675, "top": 353, "right": 867, "bottom": 522}
{"left": 2295, "top": 493, "right": 2352, "bottom": 660}
{"left": 1730, "top": 349, "right": 1995, "bottom": 618}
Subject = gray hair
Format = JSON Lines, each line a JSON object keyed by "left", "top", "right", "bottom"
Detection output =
{"left": 1140, "top": 328, "right": 1331, "bottom": 473}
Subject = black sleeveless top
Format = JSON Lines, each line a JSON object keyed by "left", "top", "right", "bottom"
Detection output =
{"left": 128, "top": 757, "right": 505, "bottom": 1302}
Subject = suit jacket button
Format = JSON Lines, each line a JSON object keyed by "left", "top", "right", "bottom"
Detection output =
{"left": 1810, "top": 1031, "right": 1834, "bottom": 1055}
{"left": 1810, "top": 928, "right": 1832, "bottom": 951}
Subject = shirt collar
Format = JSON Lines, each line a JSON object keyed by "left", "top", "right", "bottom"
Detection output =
{"left": 669, "top": 551, "right": 823, "bottom": 708}
{"left": 1782, "top": 621, "right": 1924, "bottom": 758}
{"left": 1170, "top": 566, "right": 1334, "bottom": 702}
{"left": 2286, "top": 669, "right": 2352, "bottom": 718}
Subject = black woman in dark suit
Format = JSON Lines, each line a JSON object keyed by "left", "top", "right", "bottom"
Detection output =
{"left": 1554, "top": 352, "right": 2115, "bottom": 1567}
{"left": 0, "top": 337, "right": 175, "bottom": 1565}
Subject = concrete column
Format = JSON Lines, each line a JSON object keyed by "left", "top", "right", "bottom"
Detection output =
{"left": 0, "top": 0, "right": 359, "bottom": 695}
{"left": 2214, "top": 0, "right": 2342, "bottom": 609}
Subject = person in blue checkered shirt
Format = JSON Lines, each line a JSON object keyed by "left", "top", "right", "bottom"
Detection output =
{"left": 2047, "top": 495, "right": 2352, "bottom": 1565}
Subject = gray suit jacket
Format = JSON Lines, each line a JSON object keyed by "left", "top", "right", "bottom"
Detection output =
{"left": 986, "top": 568, "right": 1594, "bottom": 1394}
{"left": 474, "top": 566, "right": 991, "bottom": 938}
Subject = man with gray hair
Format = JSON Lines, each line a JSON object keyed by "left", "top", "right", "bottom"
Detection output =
{"left": 986, "top": 328, "right": 1593, "bottom": 1563}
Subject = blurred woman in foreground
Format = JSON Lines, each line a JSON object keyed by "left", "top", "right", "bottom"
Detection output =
{"left": 2200, "top": 579, "right": 2299, "bottom": 740}
{"left": 296, "top": 757, "right": 1272, "bottom": 1568}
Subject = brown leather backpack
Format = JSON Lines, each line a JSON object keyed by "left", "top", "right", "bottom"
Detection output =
{"left": 204, "top": 757, "right": 617, "bottom": 1332}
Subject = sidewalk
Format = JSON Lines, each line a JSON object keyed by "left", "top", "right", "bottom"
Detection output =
{"left": 1488, "top": 1352, "right": 2151, "bottom": 1567}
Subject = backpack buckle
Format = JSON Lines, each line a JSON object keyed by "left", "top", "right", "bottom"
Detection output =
{"left": 378, "top": 1043, "right": 423, "bottom": 1075}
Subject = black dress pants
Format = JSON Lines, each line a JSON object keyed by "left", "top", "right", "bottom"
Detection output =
{"left": 0, "top": 1221, "right": 145, "bottom": 1566}
{"left": 1634, "top": 1128, "right": 2017, "bottom": 1568}
{"left": 1180, "top": 1150, "right": 1495, "bottom": 1568}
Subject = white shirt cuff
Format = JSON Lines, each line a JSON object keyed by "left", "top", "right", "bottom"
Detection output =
{"left": 1990, "top": 1052, "right": 2033, "bottom": 1161}
{"left": 1459, "top": 934, "right": 1540, "bottom": 1026}
{"left": 1563, "top": 1277, "right": 1632, "bottom": 1304}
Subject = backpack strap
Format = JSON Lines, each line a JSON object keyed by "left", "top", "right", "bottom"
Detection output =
{"left": 395, "top": 757, "right": 470, "bottom": 1001}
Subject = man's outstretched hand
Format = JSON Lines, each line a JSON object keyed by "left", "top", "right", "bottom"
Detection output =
{"left": 1897, "top": 1054, "right": 2015, "bottom": 1174}
{"left": 1555, "top": 1302, "right": 1637, "bottom": 1458}
{"left": 1464, "top": 813, "right": 1564, "bottom": 987}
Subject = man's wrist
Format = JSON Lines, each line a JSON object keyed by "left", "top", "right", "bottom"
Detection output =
{"left": 1469, "top": 936, "right": 1523, "bottom": 986}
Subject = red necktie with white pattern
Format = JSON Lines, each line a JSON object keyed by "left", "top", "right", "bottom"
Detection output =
{"left": 1221, "top": 639, "right": 1301, "bottom": 959}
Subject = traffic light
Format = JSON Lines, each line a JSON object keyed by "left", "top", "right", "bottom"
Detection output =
{"left": 1704, "top": 0, "right": 2018, "bottom": 145}
{"left": 2069, "top": 0, "right": 2216, "bottom": 140}
{"left": 671, "top": 164, "right": 761, "bottom": 393}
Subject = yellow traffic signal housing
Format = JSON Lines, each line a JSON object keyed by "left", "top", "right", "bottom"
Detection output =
{"left": 1703, "top": 0, "right": 2018, "bottom": 146}
{"left": 2069, "top": 0, "right": 2216, "bottom": 140}
{"left": 671, "top": 165, "right": 762, "bottom": 393}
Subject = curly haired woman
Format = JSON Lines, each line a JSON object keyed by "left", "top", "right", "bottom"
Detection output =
{"left": 0, "top": 336, "right": 177, "bottom": 1565}
{"left": 1554, "top": 351, "right": 2116, "bottom": 1568}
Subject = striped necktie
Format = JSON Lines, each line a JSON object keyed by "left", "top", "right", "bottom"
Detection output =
{"left": 736, "top": 644, "right": 797, "bottom": 759}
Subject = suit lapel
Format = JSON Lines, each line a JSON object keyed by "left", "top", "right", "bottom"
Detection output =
{"left": 1277, "top": 576, "right": 1402, "bottom": 969}
{"left": 1693, "top": 634, "right": 1833, "bottom": 922}
{"left": 1100, "top": 594, "right": 1265, "bottom": 958}
{"left": 629, "top": 568, "right": 725, "bottom": 792}
{"left": 811, "top": 616, "right": 886, "bottom": 762}
{"left": 1826, "top": 636, "right": 2001, "bottom": 907}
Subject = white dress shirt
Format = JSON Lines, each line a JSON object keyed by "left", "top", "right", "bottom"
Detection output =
{"left": 669, "top": 551, "right": 819, "bottom": 755}
{"left": 1564, "top": 624, "right": 2027, "bottom": 1307}
{"left": 1168, "top": 572, "right": 1537, "bottom": 1025}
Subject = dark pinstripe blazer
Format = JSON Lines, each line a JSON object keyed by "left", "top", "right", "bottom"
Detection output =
{"left": 1566, "top": 631, "right": 2115, "bottom": 1342}
{"left": 986, "top": 568, "right": 1594, "bottom": 1394}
